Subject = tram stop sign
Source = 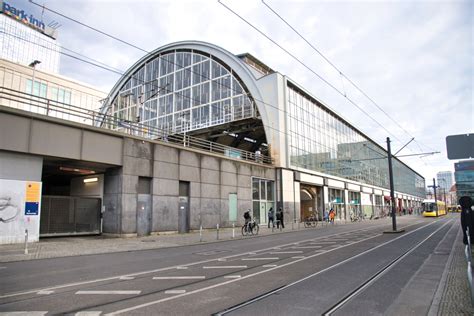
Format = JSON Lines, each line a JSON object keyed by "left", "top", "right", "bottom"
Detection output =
{"left": 446, "top": 134, "right": 474, "bottom": 159}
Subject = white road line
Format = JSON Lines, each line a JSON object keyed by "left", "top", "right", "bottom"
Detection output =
{"left": 153, "top": 276, "right": 205, "bottom": 280}
{"left": 76, "top": 291, "right": 141, "bottom": 295}
{"left": 75, "top": 312, "right": 103, "bottom": 316}
{"left": 248, "top": 252, "right": 256, "bottom": 255}
{"left": 262, "top": 264, "right": 278, "bottom": 268}
{"left": 241, "top": 257, "right": 279, "bottom": 261}
{"left": 269, "top": 251, "right": 303, "bottom": 254}
{"left": 292, "top": 246, "right": 322, "bottom": 249}
{"left": 0, "top": 223, "right": 403, "bottom": 300}
{"left": 119, "top": 276, "right": 135, "bottom": 280}
{"left": 292, "top": 256, "right": 305, "bottom": 259}
{"left": 224, "top": 275, "right": 241, "bottom": 279}
{"left": 218, "top": 258, "right": 227, "bottom": 261}
{"left": 165, "top": 290, "right": 186, "bottom": 294}
{"left": 203, "top": 266, "right": 247, "bottom": 269}
{"left": 105, "top": 222, "right": 436, "bottom": 315}
{"left": 0, "top": 312, "right": 48, "bottom": 315}
{"left": 176, "top": 266, "right": 188, "bottom": 270}
{"left": 37, "top": 290, "right": 54, "bottom": 295}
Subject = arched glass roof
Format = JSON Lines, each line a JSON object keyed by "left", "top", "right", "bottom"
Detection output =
{"left": 107, "top": 49, "right": 260, "bottom": 143}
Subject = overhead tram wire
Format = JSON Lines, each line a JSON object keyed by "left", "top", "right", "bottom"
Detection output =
{"left": 23, "top": 4, "right": 402, "bottom": 157}
{"left": 217, "top": 0, "right": 403, "bottom": 145}
{"left": 1, "top": 31, "right": 357, "bottom": 159}
{"left": 261, "top": 0, "right": 431, "bottom": 155}
{"left": 31, "top": 0, "right": 399, "bottom": 147}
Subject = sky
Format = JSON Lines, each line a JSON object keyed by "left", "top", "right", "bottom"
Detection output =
{"left": 9, "top": 0, "right": 474, "bottom": 187}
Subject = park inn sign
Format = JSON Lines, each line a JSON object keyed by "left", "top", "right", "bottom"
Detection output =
{"left": 1, "top": 0, "right": 45, "bottom": 31}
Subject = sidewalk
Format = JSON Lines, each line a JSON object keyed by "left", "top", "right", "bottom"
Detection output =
{"left": 0, "top": 221, "right": 327, "bottom": 263}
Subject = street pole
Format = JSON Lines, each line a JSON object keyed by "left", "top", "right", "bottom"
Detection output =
{"left": 432, "top": 178, "right": 438, "bottom": 216}
{"left": 29, "top": 60, "right": 41, "bottom": 112}
{"left": 387, "top": 137, "right": 398, "bottom": 232}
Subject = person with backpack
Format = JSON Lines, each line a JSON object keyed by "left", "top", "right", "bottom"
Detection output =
{"left": 460, "top": 196, "right": 474, "bottom": 245}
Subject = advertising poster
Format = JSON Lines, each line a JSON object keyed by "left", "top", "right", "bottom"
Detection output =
{"left": 0, "top": 179, "right": 42, "bottom": 244}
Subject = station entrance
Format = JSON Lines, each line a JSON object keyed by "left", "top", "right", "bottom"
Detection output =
{"left": 300, "top": 185, "right": 323, "bottom": 221}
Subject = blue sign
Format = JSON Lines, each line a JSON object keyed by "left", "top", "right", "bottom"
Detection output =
{"left": 2, "top": 1, "right": 45, "bottom": 31}
{"left": 25, "top": 202, "right": 39, "bottom": 215}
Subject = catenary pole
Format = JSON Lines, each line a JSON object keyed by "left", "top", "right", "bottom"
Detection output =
{"left": 387, "top": 137, "right": 397, "bottom": 231}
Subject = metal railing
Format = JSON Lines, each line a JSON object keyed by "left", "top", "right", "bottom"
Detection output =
{"left": 466, "top": 227, "right": 474, "bottom": 305}
{"left": 0, "top": 87, "right": 273, "bottom": 164}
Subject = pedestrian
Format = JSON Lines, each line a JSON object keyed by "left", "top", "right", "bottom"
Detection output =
{"left": 268, "top": 207, "right": 275, "bottom": 228}
{"left": 323, "top": 209, "right": 328, "bottom": 222}
{"left": 329, "top": 208, "right": 335, "bottom": 224}
{"left": 276, "top": 207, "right": 285, "bottom": 229}
{"left": 460, "top": 196, "right": 474, "bottom": 245}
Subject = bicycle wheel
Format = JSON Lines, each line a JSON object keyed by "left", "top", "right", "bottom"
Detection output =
{"left": 304, "top": 220, "right": 311, "bottom": 228}
{"left": 252, "top": 223, "right": 259, "bottom": 235}
{"left": 241, "top": 225, "right": 247, "bottom": 236}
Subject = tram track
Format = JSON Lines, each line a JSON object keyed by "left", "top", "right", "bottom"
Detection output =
{"left": 0, "top": 219, "right": 441, "bottom": 315}
{"left": 214, "top": 218, "right": 452, "bottom": 316}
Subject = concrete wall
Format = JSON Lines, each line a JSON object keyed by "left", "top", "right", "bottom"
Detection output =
{"left": 0, "top": 151, "right": 43, "bottom": 181}
{"left": 102, "top": 139, "right": 275, "bottom": 236}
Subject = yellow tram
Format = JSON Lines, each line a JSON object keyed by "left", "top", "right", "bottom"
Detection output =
{"left": 422, "top": 199, "right": 447, "bottom": 217}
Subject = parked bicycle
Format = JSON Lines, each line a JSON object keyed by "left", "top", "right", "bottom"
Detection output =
{"left": 242, "top": 219, "right": 259, "bottom": 236}
{"left": 304, "top": 213, "right": 318, "bottom": 228}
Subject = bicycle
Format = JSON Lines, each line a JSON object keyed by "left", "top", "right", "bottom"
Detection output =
{"left": 241, "top": 220, "right": 259, "bottom": 236}
{"left": 304, "top": 214, "right": 318, "bottom": 228}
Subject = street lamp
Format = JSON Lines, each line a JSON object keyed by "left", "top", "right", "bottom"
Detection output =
{"left": 28, "top": 60, "right": 41, "bottom": 112}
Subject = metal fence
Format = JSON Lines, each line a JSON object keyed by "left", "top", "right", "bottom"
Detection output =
{"left": 40, "top": 196, "right": 101, "bottom": 236}
{"left": 0, "top": 87, "right": 273, "bottom": 164}
{"left": 466, "top": 227, "right": 474, "bottom": 305}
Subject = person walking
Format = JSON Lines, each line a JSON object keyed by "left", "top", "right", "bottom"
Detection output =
{"left": 268, "top": 207, "right": 275, "bottom": 228}
{"left": 276, "top": 207, "right": 285, "bottom": 229}
{"left": 329, "top": 208, "right": 335, "bottom": 224}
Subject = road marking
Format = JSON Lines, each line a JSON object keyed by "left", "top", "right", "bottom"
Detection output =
{"left": 0, "top": 312, "right": 48, "bottom": 315}
{"left": 106, "top": 222, "right": 433, "bottom": 315}
{"left": 203, "top": 265, "right": 247, "bottom": 269}
{"left": 75, "top": 312, "right": 103, "bottom": 316}
{"left": 224, "top": 275, "right": 241, "bottom": 279}
{"left": 262, "top": 264, "right": 278, "bottom": 268}
{"left": 292, "top": 256, "right": 305, "bottom": 259}
{"left": 176, "top": 266, "right": 188, "bottom": 270}
{"left": 292, "top": 246, "right": 322, "bottom": 249}
{"left": 241, "top": 257, "right": 279, "bottom": 261}
{"left": 269, "top": 251, "right": 303, "bottom": 254}
{"left": 0, "top": 223, "right": 399, "bottom": 300}
{"left": 76, "top": 291, "right": 141, "bottom": 295}
{"left": 37, "top": 290, "right": 54, "bottom": 295}
{"left": 119, "top": 276, "right": 135, "bottom": 280}
{"left": 165, "top": 290, "right": 186, "bottom": 294}
{"left": 248, "top": 252, "right": 256, "bottom": 255}
{"left": 218, "top": 258, "right": 227, "bottom": 261}
{"left": 153, "top": 276, "right": 205, "bottom": 280}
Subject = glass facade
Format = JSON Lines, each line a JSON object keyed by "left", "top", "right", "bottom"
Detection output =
{"left": 252, "top": 178, "right": 275, "bottom": 224}
{"left": 108, "top": 50, "right": 256, "bottom": 138}
{"left": 286, "top": 83, "right": 425, "bottom": 197}
{"left": 455, "top": 160, "right": 474, "bottom": 200}
{"left": 0, "top": 15, "right": 60, "bottom": 73}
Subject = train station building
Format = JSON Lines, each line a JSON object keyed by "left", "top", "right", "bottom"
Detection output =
{"left": 0, "top": 40, "right": 426, "bottom": 243}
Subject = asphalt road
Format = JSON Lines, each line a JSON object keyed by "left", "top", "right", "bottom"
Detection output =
{"left": 0, "top": 215, "right": 458, "bottom": 315}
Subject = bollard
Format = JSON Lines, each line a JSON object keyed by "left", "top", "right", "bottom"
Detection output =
{"left": 216, "top": 223, "right": 219, "bottom": 240}
{"left": 232, "top": 223, "right": 235, "bottom": 239}
{"left": 24, "top": 229, "right": 28, "bottom": 255}
{"left": 199, "top": 225, "right": 202, "bottom": 242}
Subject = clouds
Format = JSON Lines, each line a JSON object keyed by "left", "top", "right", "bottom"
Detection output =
{"left": 14, "top": 0, "right": 473, "bottom": 183}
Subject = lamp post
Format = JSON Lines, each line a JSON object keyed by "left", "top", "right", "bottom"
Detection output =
{"left": 28, "top": 60, "right": 41, "bottom": 112}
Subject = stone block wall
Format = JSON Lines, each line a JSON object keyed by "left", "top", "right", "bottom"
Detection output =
{"left": 103, "top": 139, "right": 275, "bottom": 235}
